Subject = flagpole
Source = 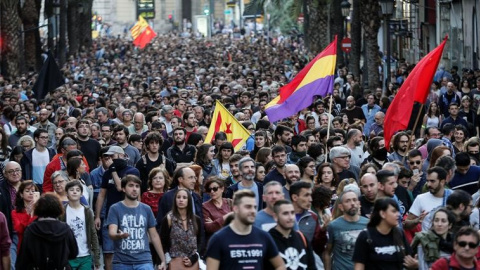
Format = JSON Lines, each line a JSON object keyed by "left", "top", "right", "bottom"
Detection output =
{"left": 324, "top": 95, "right": 334, "bottom": 162}
{"left": 402, "top": 103, "right": 425, "bottom": 164}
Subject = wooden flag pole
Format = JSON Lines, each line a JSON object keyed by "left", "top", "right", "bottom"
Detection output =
{"left": 402, "top": 103, "right": 425, "bottom": 164}
{"left": 324, "top": 95, "right": 334, "bottom": 162}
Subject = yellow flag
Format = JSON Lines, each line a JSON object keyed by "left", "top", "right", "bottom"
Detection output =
{"left": 130, "top": 16, "right": 149, "bottom": 40}
{"left": 205, "top": 100, "right": 251, "bottom": 151}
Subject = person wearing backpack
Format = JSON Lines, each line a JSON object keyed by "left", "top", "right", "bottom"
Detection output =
{"left": 352, "top": 197, "right": 414, "bottom": 270}
{"left": 269, "top": 200, "right": 316, "bottom": 270}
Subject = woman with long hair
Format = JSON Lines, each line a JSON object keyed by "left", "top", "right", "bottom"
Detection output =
{"left": 202, "top": 178, "right": 233, "bottom": 242}
{"left": 160, "top": 188, "right": 201, "bottom": 269}
{"left": 250, "top": 130, "right": 271, "bottom": 159}
{"left": 429, "top": 146, "right": 452, "bottom": 169}
{"left": 298, "top": 156, "right": 316, "bottom": 185}
{"left": 66, "top": 158, "right": 91, "bottom": 205}
{"left": 254, "top": 162, "right": 266, "bottom": 182}
{"left": 353, "top": 197, "right": 412, "bottom": 269}
{"left": 411, "top": 208, "right": 455, "bottom": 270}
{"left": 212, "top": 142, "right": 234, "bottom": 180}
{"left": 194, "top": 144, "right": 218, "bottom": 179}
{"left": 420, "top": 102, "right": 443, "bottom": 138}
{"left": 255, "top": 147, "right": 272, "bottom": 167}
{"left": 315, "top": 163, "right": 339, "bottom": 192}
{"left": 142, "top": 167, "right": 171, "bottom": 217}
{"left": 11, "top": 180, "right": 38, "bottom": 249}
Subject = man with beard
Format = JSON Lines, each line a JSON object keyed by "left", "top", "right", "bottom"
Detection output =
{"left": 406, "top": 149, "right": 427, "bottom": 197}
{"left": 288, "top": 135, "right": 308, "bottom": 164}
{"left": 324, "top": 191, "right": 368, "bottom": 270}
{"left": 359, "top": 173, "right": 378, "bottom": 218}
{"left": 282, "top": 164, "right": 301, "bottom": 201}
{"left": 76, "top": 120, "right": 101, "bottom": 171}
{"left": 369, "top": 112, "right": 384, "bottom": 138}
{"left": 340, "top": 96, "right": 366, "bottom": 127}
{"left": 94, "top": 146, "right": 140, "bottom": 270}
{"left": 345, "top": 129, "right": 364, "bottom": 168}
{"left": 264, "top": 145, "right": 288, "bottom": 186}
{"left": 329, "top": 146, "right": 356, "bottom": 181}
{"left": 206, "top": 190, "right": 285, "bottom": 269}
{"left": 406, "top": 166, "right": 452, "bottom": 231}
{"left": 112, "top": 125, "right": 141, "bottom": 167}
{"left": 224, "top": 154, "right": 243, "bottom": 188}
{"left": 101, "top": 124, "right": 116, "bottom": 146}
{"left": 274, "top": 125, "right": 293, "bottom": 153}
{"left": 183, "top": 112, "right": 198, "bottom": 140}
{"left": 33, "top": 108, "right": 57, "bottom": 147}
{"left": 166, "top": 127, "right": 197, "bottom": 167}
{"left": 225, "top": 157, "right": 263, "bottom": 209}
{"left": 269, "top": 200, "right": 316, "bottom": 270}
{"left": 387, "top": 131, "right": 410, "bottom": 165}
{"left": 8, "top": 116, "right": 33, "bottom": 148}
{"left": 106, "top": 175, "right": 166, "bottom": 270}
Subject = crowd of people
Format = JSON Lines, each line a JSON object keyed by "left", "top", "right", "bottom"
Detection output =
{"left": 0, "top": 31, "right": 480, "bottom": 270}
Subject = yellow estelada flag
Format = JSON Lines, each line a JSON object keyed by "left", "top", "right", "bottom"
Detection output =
{"left": 130, "top": 16, "right": 149, "bottom": 40}
{"left": 205, "top": 100, "right": 251, "bottom": 151}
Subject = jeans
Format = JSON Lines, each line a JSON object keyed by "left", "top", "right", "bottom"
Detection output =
{"left": 112, "top": 262, "right": 154, "bottom": 270}
{"left": 10, "top": 233, "right": 18, "bottom": 270}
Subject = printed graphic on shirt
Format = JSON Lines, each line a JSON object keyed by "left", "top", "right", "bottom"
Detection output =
{"left": 280, "top": 247, "right": 307, "bottom": 270}
{"left": 338, "top": 229, "right": 363, "bottom": 253}
{"left": 375, "top": 245, "right": 401, "bottom": 255}
{"left": 120, "top": 214, "right": 146, "bottom": 251}
{"left": 229, "top": 243, "right": 264, "bottom": 265}
{"left": 69, "top": 216, "right": 85, "bottom": 238}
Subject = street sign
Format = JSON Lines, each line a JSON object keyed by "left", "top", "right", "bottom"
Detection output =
{"left": 341, "top": 38, "right": 351, "bottom": 53}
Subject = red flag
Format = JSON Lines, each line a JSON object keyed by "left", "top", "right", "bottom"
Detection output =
{"left": 384, "top": 36, "right": 448, "bottom": 150}
{"left": 133, "top": 25, "right": 156, "bottom": 49}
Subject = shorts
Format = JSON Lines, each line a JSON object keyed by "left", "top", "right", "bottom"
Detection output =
{"left": 102, "top": 224, "right": 114, "bottom": 253}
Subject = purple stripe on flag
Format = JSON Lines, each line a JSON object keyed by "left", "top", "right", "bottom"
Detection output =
{"left": 265, "top": 75, "right": 334, "bottom": 123}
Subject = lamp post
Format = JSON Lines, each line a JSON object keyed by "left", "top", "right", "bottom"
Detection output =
{"left": 341, "top": 0, "right": 351, "bottom": 66}
{"left": 379, "top": 0, "right": 395, "bottom": 88}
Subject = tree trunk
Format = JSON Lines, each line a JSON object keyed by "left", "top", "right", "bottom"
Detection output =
{"left": 20, "top": 0, "right": 42, "bottom": 73}
{"left": 79, "top": 0, "right": 93, "bottom": 53}
{"left": 330, "top": 0, "right": 344, "bottom": 68}
{"left": 67, "top": 0, "right": 80, "bottom": 57}
{"left": 305, "top": 0, "right": 329, "bottom": 55}
{"left": 349, "top": 0, "right": 361, "bottom": 79}
{"left": 360, "top": 0, "right": 381, "bottom": 91}
{"left": 58, "top": 0, "right": 66, "bottom": 66}
{"left": 1, "top": 0, "right": 22, "bottom": 78}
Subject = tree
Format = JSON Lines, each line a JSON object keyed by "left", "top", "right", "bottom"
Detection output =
{"left": 304, "top": 0, "right": 330, "bottom": 54}
{"left": 360, "top": 0, "right": 381, "bottom": 90}
{"left": 329, "top": 0, "right": 344, "bottom": 67}
{"left": 20, "top": 0, "right": 42, "bottom": 72}
{"left": 349, "top": 0, "right": 361, "bottom": 78}
{"left": 1, "top": 0, "right": 22, "bottom": 78}
{"left": 67, "top": 0, "right": 80, "bottom": 56}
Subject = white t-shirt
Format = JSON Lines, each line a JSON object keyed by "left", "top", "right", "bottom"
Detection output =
{"left": 409, "top": 192, "right": 444, "bottom": 230}
{"left": 66, "top": 205, "right": 89, "bottom": 257}
{"left": 31, "top": 149, "right": 50, "bottom": 184}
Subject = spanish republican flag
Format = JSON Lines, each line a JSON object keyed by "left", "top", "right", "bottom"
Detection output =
{"left": 265, "top": 36, "right": 337, "bottom": 123}
{"left": 384, "top": 36, "right": 448, "bottom": 150}
{"left": 133, "top": 25, "right": 157, "bottom": 49}
{"left": 130, "top": 16, "right": 149, "bottom": 40}
{"left": 205, "top": 101, "right": 251, "bottom": 151}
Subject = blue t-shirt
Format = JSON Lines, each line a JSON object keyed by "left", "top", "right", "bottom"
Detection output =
{"left": 327, "top": 216, "right": 369, "bottom": 270}
{"left": 206, "top": 225, "right": 279, "bottom": 269}
{"left": 106, "top": 202, "right": 156, "bottom": 264}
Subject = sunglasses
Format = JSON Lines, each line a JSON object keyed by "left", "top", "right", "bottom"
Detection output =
{"left": 409, "top": 160, "right": 421, "bottom": 165}
{"left": 458, "top": 241, "right": 478, "bottom": 249}
{"left": 206, "top": 186, "right": 220, "bottom": 193}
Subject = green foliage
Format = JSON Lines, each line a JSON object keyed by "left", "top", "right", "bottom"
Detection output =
{"left": 248, "top": 0, "right": 300, "bottom": 34}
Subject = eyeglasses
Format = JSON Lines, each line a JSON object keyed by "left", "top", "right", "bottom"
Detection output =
{"left": 46, "top": 108, "right": 53, "bottom": 111}
{"left": 206, "top": 186, "right": 220, "bottom": 193}
{"left": 337, "top": 155, "right": 351, "bottom": 159}
{"left": 53, "top": 180, "right": 65, "bottom": 185}
{"left": 6, "top": 168, "right": 21, "bottom": 174}
{"left": 457, "top": 241, "right": 478, "bottom": 249}
{"left": 409, "top": 160, "right": 421, "bottom": 165}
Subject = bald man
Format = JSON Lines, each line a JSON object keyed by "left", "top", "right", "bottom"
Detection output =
{"left": 369, "top": 111, "right": 385, "bottom": 138}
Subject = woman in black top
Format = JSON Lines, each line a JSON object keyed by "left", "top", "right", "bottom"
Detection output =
{"left": 353, "top": 197, "right": 413, "bottom": 270}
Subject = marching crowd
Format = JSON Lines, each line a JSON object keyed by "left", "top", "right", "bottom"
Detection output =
{"left": 1, "top": 31, "right": 480, "bottom": 270}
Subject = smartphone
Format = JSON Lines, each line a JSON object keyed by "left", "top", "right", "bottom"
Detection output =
{"left": 33, "top": 192, "right": 40, "bottom": 203}
{"left": 413, "top": 169, "right": 419, "bottom": 175}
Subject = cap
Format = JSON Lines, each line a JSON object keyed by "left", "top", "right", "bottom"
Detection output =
{"left": 105, "top": 146, "right": 125, "bottom": 155}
